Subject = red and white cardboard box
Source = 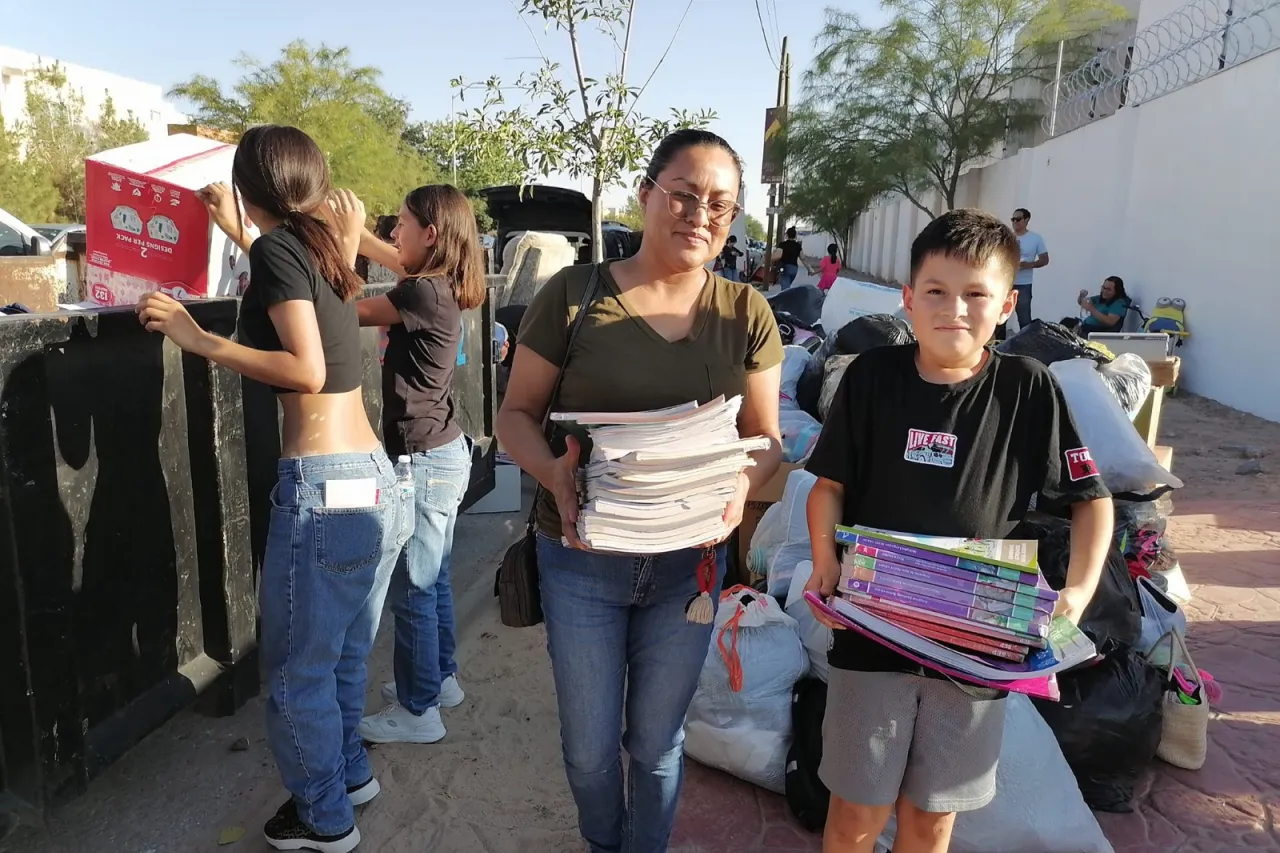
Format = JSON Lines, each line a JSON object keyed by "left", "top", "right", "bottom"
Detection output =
{"left": 85, "top": 134, "right": 253, "bottom": 307}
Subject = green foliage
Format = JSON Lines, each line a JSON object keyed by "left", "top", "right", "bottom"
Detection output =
{"left": 0, "top": 115, "right": 58, "bottom": 223}
{"left": 451, "top": 0, "right": 714, "bottom": 260}
{"left": 604, "top": 193, "right": 645, "bottom": 231}
{"left": 170, "top": 41, "right": 439, "bottom": 216}
{"left": 745, "top": 214, "right": 766, "bottom": 241}
{"left": 401, "top": 119, "right": 527, "bottom": 230}
{"left": 802, "top": 0, "right": 1125, "bottom": 215}
{"left": 10, "top": 63, "right": 148, "bottom": 221}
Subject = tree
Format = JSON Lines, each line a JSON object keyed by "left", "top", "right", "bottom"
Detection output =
{"left": 604, "top": 194, "right": 645, "bottom": 231}
{"left": 451, "top": 0, "right": 715, "bottom": 261}
{"left": 744, "top": 215, "right": 766, "bottom": 241}
{"left": 16, "top": 64, "right": 148, "bottom": 221}
{"left": 0, "top": 116, "right": 58, "bottom": 223}
{"left": 401, "top": 119, "right": 528, "bottom": 230}
{"left": 171, "top": 41, "right": 439, "bottom": 216}
{"left": 803, "top": 0, "right": 1124, "bottom": 216}
{"left": 783, "top": 108, "right": 891, "bottom": 260}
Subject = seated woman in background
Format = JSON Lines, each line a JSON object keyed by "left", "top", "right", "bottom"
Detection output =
{"left": 1077, "top": 275, "right": 1131, "bottom": 337}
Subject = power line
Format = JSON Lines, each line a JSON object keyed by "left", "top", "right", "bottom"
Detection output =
{"left": 753, "top": 0, "right": 779, "bottom": 68}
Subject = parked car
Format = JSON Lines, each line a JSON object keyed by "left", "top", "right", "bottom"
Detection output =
{"left": 480, "top": 184, "right": 637, "bottom": 272}
{"left": 0, "top": 207, "right": 52, "bottom": 257}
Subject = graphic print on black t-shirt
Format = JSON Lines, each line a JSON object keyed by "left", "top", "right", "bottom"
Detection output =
{"left": 804, "top": 344, "right": 1110, "bottom": 679}
{"left": 903, "top": 429, "right": 958, "bottom": 468}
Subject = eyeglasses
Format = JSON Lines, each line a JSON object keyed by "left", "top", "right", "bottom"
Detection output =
{"left": 1010, "top": 215, "right": 1025, "bottom": 222}
{"left": 645, "top": 178, "right": 741, "bottom": 226}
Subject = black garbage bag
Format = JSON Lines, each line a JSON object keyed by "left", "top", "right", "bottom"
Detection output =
{"left": 785, "top": 678, "right": 830, "bottom": 833}
{"left": 1021, "top": 515, "right": 1141, "bottom": 655}
{"left": 834, "top": 313, "right": 914, "bottom": 355}
{"left": 766, "top": 284, "right": 825, "bottom": 329}
{"left": 1032, "top": 651, "right": 1165, "bottom": 812}
{"left": 997, "top": 319, "right": 1111, "bottom": 366}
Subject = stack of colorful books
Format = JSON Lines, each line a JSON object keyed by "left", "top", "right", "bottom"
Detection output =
{"left": 834, "top": 526, "right": 1057, "bottom": 662}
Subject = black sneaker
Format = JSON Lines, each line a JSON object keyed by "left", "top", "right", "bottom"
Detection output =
{"left": 347, "top": 777, "right": 380, "bottom": 807}
{"left": 264, "top": 800, "right": 361, "bottom": 853}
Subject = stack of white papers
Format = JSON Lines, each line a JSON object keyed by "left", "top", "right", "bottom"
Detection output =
{"left": 551, "top": 396, "right": 771, "bottom": 553}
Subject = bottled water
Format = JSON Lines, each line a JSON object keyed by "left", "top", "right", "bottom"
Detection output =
{"left": 394, "top": 455, "right": 415, "bottom": 502}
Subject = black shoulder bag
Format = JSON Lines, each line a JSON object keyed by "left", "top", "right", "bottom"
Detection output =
{"left": 494, "top": 265, "right": 602, "bottom": 628}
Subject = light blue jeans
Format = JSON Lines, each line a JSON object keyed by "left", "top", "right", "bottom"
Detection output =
{"left": 778, "top": 263, "right": 800, "bottom": 289}
{"left": 537, "top": 534, "right": 727, "bottom": 853}
{"left": 389, "top": 434, "right": 472, "bottom": 714}
{"left": 260, "top": 451, "right": 411, "bottom": 836}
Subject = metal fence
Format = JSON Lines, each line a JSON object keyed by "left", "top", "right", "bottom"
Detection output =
{"left": 1044, "top": 0, "right": 1280, "bottom": 135}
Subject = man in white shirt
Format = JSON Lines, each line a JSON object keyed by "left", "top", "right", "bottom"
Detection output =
{"left": 1008, "top": 207, "right": 1048, "bottom": 334}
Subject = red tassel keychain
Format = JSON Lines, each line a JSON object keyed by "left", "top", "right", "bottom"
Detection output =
{"left": 685, "top": 546, "right": 718, "bottom": 624}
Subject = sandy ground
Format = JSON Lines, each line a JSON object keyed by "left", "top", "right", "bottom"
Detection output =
{"left": 7, "top": 391, "right": 1278, "bottom": 853}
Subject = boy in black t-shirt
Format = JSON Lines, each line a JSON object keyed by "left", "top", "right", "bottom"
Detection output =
{"left": 720, "top": 235, "right": 744, "bottom": 281}
{"left": 804, "top": 209, "right": 1113, "bottom": 853}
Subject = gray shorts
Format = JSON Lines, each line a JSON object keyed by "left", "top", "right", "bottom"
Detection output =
{"left": 819, "top": 669, "right": 1006, "bottom": 813}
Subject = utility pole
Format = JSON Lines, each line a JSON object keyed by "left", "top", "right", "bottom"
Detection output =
{"left": 774, "top": 48, "right": 792, "bottom": 262}
{"left": 764, "top": 35, "right": 789, "bottom": 286}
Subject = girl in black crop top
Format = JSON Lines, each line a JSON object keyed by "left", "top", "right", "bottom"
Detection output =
{"left": 136, "top": 125, "right": 410, "bottom": 853}
{"left": 346, "top": 185, "right": 487, "bottom": 745}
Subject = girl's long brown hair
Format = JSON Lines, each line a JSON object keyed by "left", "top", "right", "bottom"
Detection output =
{"left": 233, "top": 124, "right": 363, "bottom": 301}
{"left": 402, "top": 184, "right": 486, "bottom": 311}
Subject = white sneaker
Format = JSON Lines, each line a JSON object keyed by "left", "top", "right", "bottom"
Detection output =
{"left": 379, "top": 675, "right": 466, "bottom": 709}
{"left": 358, "top": 704, "right": 446, "bottom": 744}
{"left": 347, "top": 776, "right": 380, "bottom": 807}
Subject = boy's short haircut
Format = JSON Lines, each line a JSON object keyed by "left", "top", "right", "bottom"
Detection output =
{"left": 908, "top": 208, "right": 1021, "bottom": 290}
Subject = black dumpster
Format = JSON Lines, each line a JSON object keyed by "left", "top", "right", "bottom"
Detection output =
{"left": 0, "top": 287, "right": 496, "bottom": 835}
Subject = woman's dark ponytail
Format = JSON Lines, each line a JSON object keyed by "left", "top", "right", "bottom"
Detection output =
{"left": 282, "top": 210, "right": 363, "bottom": 302}
{"left": 233, "top": 125, "right": 363, "bottom": 302}
{"left": 827, "top": 242, "right": 839, "bottom": 264}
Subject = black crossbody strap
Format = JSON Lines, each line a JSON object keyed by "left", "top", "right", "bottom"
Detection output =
{"left": 525, "top": 265, "right": 603, "bottom": 529}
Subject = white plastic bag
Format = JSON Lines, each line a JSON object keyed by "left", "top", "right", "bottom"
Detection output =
{"left": 785, "top": 561, "right": 831, "bottom": 683}
{"left": 1136, "top": 575, "right": 1187, "bottom": 667}
{"left": 780, "top": 408, "right": 822, "bottom": 463}
{"left": 780, "top": 345, "right": 811, "bottom": 410}
{"left": 1096, "top": 353, "right": 1153, "bottom": 420}
{"left": 820, "top": 278, "right": 905, "bottom": 335}
{"left": 1050, "top": 358, "right": 1183, "bottom": 494}
{"left": 683, "top": 588, "right": 810, "bottom": 794}
{"left": 747, "top": 469, "right": 817, "bottom": 597}
{"left": 876, "top": 693, "right": 1114, "bottom": 853}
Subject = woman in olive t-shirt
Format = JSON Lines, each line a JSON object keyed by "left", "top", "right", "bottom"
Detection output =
{"left": 497, "top": 130, "right": 784, "bottom": 853}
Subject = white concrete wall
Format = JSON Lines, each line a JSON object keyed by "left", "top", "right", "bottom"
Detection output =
{"left": 845, "top": 48, "right": 1280, "bottom": 421}
{"left": 0, "top": 46, "right": 186, "bottom": 139}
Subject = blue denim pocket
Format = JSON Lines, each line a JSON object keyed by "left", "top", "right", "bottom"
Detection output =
{"left": 417, "top": 439, "right": 472, "bottom": 515}
{"left": 312, "top": 505, "right": 389, "bottom": 574}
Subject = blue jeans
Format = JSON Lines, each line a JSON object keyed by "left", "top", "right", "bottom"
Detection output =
{"left": 261, "top": 451, "right": 411, "bottom": 836}
{"left": 537, "top": 535, "right": 727, "bottom": 853}
{"left": 1013, "top": 284, "right": 1033, "bottom": 329}
{"left": 389, "top": 434, "right": 472, "bottom": 714}
{"left": 778, "top": 263, "right": 799, "bottom": 289}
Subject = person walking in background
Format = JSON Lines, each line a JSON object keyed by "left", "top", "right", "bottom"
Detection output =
{"left": 777, "top": 226, "right": 803, "bottom": 289}
{"left": 720, "top": 234, "right": 744, "bottom": 282}
{"left": 1077, "top": 275, "right": 1131, "bottom": 337}
{"left": 818, "top": 242, "right": 841, "bottom": 292}
{"left": 145, "top": 125, "right": 409, "bottom": 853}
{"left": 348, "top": 185, "right": 487, "bottom": 746}
{"left": 496, "top": 129, "right": 783, "bottom": 853}
{"left": 1005, "top": 207, "right": 1048, "bottom": 335}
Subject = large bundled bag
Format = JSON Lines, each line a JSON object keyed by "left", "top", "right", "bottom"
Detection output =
{"left": 1022, "top": 515, "right": 1141, "bottom": 655}
{"left": 877, "top": 694, "right": 1114, "bottom": 853}
{"left": 684, "top": 587, "right": 810, "bottom": 794}
{"left": 1032, "top": 651, "right": 1166, "bottom": 812}
{"left": 819, "top": 354, "right": 858, "bottom": 421}
{"left": 795, "top": 314, "right": 913, "bottom": 419}
{"left": 748, "top": 469, "right": 818, "bottom": 597}
{"left": 998, "top": 319, "right": 1111, "bottom": 365}
{"left": 785, "top": 561, "right": 832, "bottom": 683}
{"left": 767, "top": 284, "right": 825, "bottom": 329}
{"left": 820, "top": 279, "right": 905, "bottom": 334}
{"left": 1050, "top": 358, "right": 1183, "bottom": 496}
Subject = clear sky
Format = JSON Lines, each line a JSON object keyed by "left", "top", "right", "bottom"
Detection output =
{"left": 6, "top": 0, "right": 881, "bottom": 223}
